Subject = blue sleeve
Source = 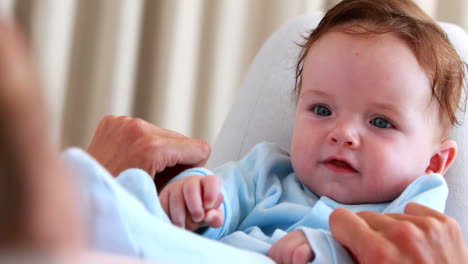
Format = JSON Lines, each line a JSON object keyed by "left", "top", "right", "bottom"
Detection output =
{"left": 298, "top": 227, "right": 353, "bottom": 264}
{"left": 172, "top": 154, "right": 261, "bottom": 240}
{"left": 173, "top": 142, "right": 294, "bottom": 240}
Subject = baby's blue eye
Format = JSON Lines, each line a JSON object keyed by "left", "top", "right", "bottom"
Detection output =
{"left": 370, "top": 117, "right": 393, "bottom": 129}
{"left": 313, "top": 105, "right": 332, "bottom": 116}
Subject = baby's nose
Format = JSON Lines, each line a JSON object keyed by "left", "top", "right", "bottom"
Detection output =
{"left": 328, "top": 126, "right": 359, "bottom": 148}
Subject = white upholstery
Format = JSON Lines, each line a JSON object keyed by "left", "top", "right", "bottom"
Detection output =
{"left": 208, "top": 13, "right": 468, "bottom": 244}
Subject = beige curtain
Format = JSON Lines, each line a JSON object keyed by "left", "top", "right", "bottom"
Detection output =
{"left": 1, "top": 0, "right": 467, "bottom": 149}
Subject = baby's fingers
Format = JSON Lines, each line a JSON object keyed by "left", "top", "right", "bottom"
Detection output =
{"left": 201, "top": 175, "right": 222, "bottom": 210}
{"left": 292, "top": 244, "right": 314, "bottom": 264}
{"left": 269, "top": 230, "right": 313, "bottom": 264}
{"left": 168, "top": 186, "right": 188, "bottom": 228}
{"left": 182, "top": 176, "right": 204, "bottom": 223}
{"left": 204, "top": 208, "right": 224, "bottom": 228}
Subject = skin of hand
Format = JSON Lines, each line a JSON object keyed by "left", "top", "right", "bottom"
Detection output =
{"left": 268, "top": 230, "right": 314, "bottom": 264}
{"left": 87, "top": 115, "right": 211, "bottom": 191}
{"left": 159, "top": 175, "right": 224, "bottom": 231}
{"left": 330, "top": 202, "right": 468, "bottom": 264}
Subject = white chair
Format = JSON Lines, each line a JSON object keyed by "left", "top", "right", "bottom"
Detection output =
{"left": 207, "top": 13, "right": 468, "bottom": 245}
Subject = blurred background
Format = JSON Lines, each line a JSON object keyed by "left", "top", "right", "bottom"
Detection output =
{"left": 0, "top": 0, "right": 467, "bottom": 149}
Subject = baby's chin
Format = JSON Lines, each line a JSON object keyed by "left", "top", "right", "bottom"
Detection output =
{"left": 319, "top": 190, "right": 399, "bottom": 205}
{"left": 310, "top": 177, "right": 413, "bottom": 205}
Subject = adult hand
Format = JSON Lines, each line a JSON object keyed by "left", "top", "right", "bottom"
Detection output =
{"left": 87, "top": 115, "right": 211, "bottom": 190}
{"left": 330, "top": 202, "right": 468, "bottom": 263}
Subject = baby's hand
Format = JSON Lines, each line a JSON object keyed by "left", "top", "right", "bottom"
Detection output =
{"left": 268, "top": 230, "right": 314, "bottom": 264}
{"left": 159, "top": 175, "right": 224, "bottom": 231}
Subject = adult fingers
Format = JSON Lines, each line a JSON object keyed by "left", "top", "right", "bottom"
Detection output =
{"left": 356, "top": 211, "right": 403, "bottom": 232}
{"left": 126, "top": 119, "right": 209, "bottom": 167}
{"left": 383, "top": 211, "right": 444, "bottom": 238}
{"left": 404, "top": 202, "right": 446, "bottom": 221}
{"left": 153, "top": 138, "right": 210, "bottom": 189}
{"left": 360, "top": 209, "right": 443, "bottom": 243}
{"left": 113, "top": 116, "right": 174, "bottom": 140}
{"left": 154, "top": 165, "right": 192, "bottom": 190}
{"left": 162, "top": 137, "right": 211, "bottom": 167}
{"left": 390, "top": 204, "right": 466, "bottom": 262}
{"left": 358, "top": 211, "right": 430, "bottom": 252}
{"left": 98, "top": 115, "right": 132, "bottom": 132}
{"left": 151, "top": 125, "right": 186, "bottom": 139}
{"left": 358, "top": 209, "right": 435, "bottom": 263}
{"left": 329, "top": 208, "right": 390, "bottom": 263}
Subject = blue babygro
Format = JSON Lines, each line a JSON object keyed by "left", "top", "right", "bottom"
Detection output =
{"left": 62, "top": 142, "right": 448, "bottom": 264}
{"left": 172, "top": 142, "right": 448, "bottom": 263}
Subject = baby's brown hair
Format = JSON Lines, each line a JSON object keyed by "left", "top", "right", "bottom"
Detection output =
{"left": 294, "top": 0, "right": 467, "bottom": 139}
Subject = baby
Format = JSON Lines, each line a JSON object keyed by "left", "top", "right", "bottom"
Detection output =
{"left": 0, "top": 0, "right": 466, "bottom": 263}
{"left": 159, "top": 0, "right": 466, "bottom": 263}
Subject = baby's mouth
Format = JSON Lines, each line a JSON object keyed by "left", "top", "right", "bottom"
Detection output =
{"left": 323, "top": 158, "right": 358, "bottom": 174}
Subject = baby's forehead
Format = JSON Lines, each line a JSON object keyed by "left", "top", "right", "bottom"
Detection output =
{"left": 311, "top": 28, "right": 409, "bottom": 54}
{"left": 304, "top": 34, "right": 428, "bottom": 92}
{"left": 300, "top": 29, "right": 445, "bottom": 136}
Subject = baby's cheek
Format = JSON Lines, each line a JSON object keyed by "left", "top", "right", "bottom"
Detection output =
{"left": 291, "top": 149, "right": 308, "bottom": 173}
{"left": 367, "top": 173, "right": 413, "bottom": 202}
{"left": 371, "top": 145, "right": 407, "bottom": 174}
{"left": 292, "top": 162, "right": 314, "bottom": 190}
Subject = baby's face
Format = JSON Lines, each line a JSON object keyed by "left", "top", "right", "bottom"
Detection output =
{"left": 291, "top": 30, "right": 440, "bottom": 204}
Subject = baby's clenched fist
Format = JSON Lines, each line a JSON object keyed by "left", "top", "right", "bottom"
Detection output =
{"left": 269, "top": 230, "right": 314, "bottom": 264}
{"left": 159, "top": 175, "right": 224, "bottom": 231}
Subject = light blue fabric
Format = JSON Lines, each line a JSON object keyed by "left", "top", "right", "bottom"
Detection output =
{"left": 62, "top": 148, "right": 275, "bottom": 264}
{"left": 61, "top": 142, "right": 448, "bottom": 264}
{"left": 175, "top": 142, "right": 449, "bottom": 263}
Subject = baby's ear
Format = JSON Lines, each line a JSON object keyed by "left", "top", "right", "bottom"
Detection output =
{"left": 425, "top": 140, "right": 457, "bottom": 175}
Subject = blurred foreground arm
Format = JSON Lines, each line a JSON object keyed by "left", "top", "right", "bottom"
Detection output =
{"left": 0, "top": 21, "right": 84, "bottom": 250}
{"left": 0, "top": 21, "right": 160, "bottom": 263}
{"left": 330, "top": 202, "right": 468, "bottom": 263}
